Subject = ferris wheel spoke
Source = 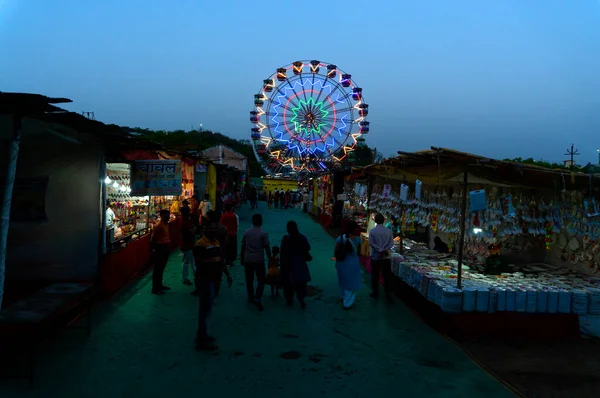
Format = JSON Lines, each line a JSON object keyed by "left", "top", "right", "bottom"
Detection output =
{"left": 270, "top": 85, "right": 302, "bottom": 111}
{"left": 298, "top": 74, "right": 308, "bottom": 103}
{"left": 321, "top": 92, "right": 353, "bottom": 112}
{"left": 313, "top": 76, "right": 329, "bottom": 105}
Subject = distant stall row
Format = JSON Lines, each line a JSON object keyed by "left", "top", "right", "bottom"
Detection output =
{"left": 310, "top": 147, "right": 600, "bottom": 339}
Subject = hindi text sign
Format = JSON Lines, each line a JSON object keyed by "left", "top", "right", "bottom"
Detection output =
{"left": 131, "top": 160, "right": 182, "bottom": 196}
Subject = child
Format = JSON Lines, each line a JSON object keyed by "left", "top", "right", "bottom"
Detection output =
{"left": 267, "top": 246, "right": 280, "bottom": 298}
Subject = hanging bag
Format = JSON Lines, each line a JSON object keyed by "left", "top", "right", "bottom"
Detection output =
{"left": 334, "top": 235, "right": 354, "bottom": 261}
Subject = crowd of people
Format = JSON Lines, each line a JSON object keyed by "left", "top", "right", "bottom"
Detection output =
{"left": 148, "top": 189, "right": 395, "bottom": 352}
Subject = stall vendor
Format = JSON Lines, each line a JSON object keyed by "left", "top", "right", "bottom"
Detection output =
{"left": 484, "top": 243, "right": 509, "bottom": 275}
{"left": 106, "top": 202, "right": 118, "bottom": 243}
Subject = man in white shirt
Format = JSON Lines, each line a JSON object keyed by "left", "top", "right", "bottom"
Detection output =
{"left": 241, "top": 213, "right": 272, "bottom": 311}
{"left": 302, "top": 191, "right": 309, "bottom": 213}
{"left": 368, "top": 213, "right": 394, "bottom": 302}
{"left": 105, "top": 203, "right": 118, "bottom": 244}
{"left": 200, "top": 194, "right": 212, "bottom": 224}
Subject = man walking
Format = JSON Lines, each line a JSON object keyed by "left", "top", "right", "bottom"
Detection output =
{"left": 241, "top": 214, "right": 271, "bottom": 311}
{"left": 199, "top": 194, "right": 212, "bottom": 226}
{"left": 368, "top": 213, "right": 395, "bottom": 303}
{"left": 193, "top": 216, "right": 232, "bottom": 351}
{"left": 302, "top": 191, "right": 309, "bottom": 213}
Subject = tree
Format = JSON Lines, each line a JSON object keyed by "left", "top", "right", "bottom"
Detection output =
{"left": 502, "top": 157, "right": 582, "bottom": 172}
{"left": 124, "top": 127, "right": 265, "bottom": 177}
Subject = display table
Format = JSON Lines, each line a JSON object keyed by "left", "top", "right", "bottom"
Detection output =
{"left": 359, "top": 241, "right": 585, "bottom": 340}
{"left": 99, "top": 234, "right": 151, "bottom": 296}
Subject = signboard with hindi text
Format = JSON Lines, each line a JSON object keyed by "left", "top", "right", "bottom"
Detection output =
{"left": 130, "top": 160, "right": 182, "bottom": 196}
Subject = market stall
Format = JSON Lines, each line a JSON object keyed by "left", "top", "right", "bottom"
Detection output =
{"left": 99, "top": 157, "right": 195, "bottom": 296}
{"left": 342, "top": 178, "right": 369, "bottom": 233}
{"left": 315, "top": 173, "right": 335, "bottom": 227}
{"left": 360, "top": 148, "right": 600, "bottom": 339}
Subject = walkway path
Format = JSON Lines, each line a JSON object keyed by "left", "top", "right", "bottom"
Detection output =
{"left": 1, "top": 205, "right": 514, "bottom": 397}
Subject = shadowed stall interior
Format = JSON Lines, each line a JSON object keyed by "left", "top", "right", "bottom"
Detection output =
{"left": 0, "top": 115, "right": 102, "bottom": 303}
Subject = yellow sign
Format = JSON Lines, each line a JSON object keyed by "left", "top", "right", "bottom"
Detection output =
{"left": 262, "top": 178, "right": 298, "bottom": 193}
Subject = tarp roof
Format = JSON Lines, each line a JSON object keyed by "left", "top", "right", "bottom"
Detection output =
{"left": 0, "top": 92, "right": 72, "bottom": 114}
{"left": 374, "top": 147, "right": 600, "bottom": 191}
{"left": 1, "top": 92, "right": 217, "bottom": 165}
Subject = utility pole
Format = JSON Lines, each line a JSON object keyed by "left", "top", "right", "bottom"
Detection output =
{"left": 565, "top": 144, "right": 580, "bottom": 169}
{"left": 596, "top": 149, "right": 599, "bottom": 164}
{"left": 565, "top": 144, "right": 580, "bottom": 184}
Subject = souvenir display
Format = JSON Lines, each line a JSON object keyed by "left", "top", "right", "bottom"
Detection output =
{"left": 392, "top": 238, "right": 600, "bottom": 315}
{"left": 369, "top": 185, "right": 600, "bottom": 273}
{"left": 106, "top": 162, "right": 194, "bottom": 241}
{"left": 342, "top": 181, "right": 369, "bottom": 229}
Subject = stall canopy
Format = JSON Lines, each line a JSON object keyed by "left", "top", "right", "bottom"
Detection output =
{"left": 367, "top": 147, "right": 600, "bottom": 289}
{"left": 374, "top": 147, "right": 600, "bottom": 192}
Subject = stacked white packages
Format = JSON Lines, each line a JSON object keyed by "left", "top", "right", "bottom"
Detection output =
{"left": 390, "top": 253, "right": 600, "bottom": 314}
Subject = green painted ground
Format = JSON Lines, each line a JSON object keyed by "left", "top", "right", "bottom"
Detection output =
{"left": 1, "top": 204, "right": 514, "bottom": 397}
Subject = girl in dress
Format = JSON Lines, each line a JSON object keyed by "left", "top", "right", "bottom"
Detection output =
{"left": 267, "top": 246, "right": 281, "bottom": 298}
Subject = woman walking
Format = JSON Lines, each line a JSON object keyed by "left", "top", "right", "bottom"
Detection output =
{"left": 220, "top": 204, "right": 239, "bottom": 266}
{"left": 334, "top": 221, "right": 362, "bottom": 309}
{"left": 280, "top": 221, "right": 312, "bottom": 309}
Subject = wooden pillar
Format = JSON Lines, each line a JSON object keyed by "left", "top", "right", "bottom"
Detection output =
{"left": 456, "top": 170, "right": 468, "bottom": 289}
{"left": 0, "top": 115, "right": 22, "bottom": 309}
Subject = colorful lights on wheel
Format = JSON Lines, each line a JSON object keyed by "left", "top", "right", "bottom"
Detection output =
{"left": 290, "top": 97, "right": 329, "bottom": 136}
{"left": 250, "top": 60, "right": 369, "bottom": 176}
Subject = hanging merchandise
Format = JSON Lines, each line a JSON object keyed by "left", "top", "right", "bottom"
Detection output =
{"left": 469, "top": 189, "right": 487, "bottom": 212}
{"left": 415, "top": 179, "right": 422, "bottom": 200}
{"left": 431, "top": 210, "right": 439, "bottom": 232}
{"left": 502, "top": 193, "right": 516, "bottom": 217}
{"left": 584, "top": 198, "right": 599, "bottom": 217}
{"left": 400, "top": 184, "right": 409, "bottom": 202}
{"left": 382, "top": 184, "right": 392, "bottom": 198}
{"left": 541, "top": 222, "right": 551, "bottom": 250}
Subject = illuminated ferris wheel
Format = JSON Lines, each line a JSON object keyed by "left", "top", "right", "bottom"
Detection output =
{"left": 250, "top": 60, "right": 369, "bottom": 176}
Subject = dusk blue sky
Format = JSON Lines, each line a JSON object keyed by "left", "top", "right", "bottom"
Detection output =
{"left": 1, "top": 0, "right": 599, "bottom": 163}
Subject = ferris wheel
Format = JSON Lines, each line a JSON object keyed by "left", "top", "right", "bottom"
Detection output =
{"left": 250, "top": 60, "right": 369, "bottom": 176}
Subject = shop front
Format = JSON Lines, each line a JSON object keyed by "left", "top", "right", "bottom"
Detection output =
{"left": 360, "top": 148, "right": 600, "bottom": 339}
{"left": 99, "top": 156, "right": 198, "bottom": 296}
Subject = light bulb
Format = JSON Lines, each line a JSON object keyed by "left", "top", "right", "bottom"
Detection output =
{"left": 105, "top": 177, "right": 111, "bottom": 184}
{"left": 120, "top": 185, "right": 127, "bottom": 192}
{"left": 113, "top": 182, "right": 120, "bottom": 188}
